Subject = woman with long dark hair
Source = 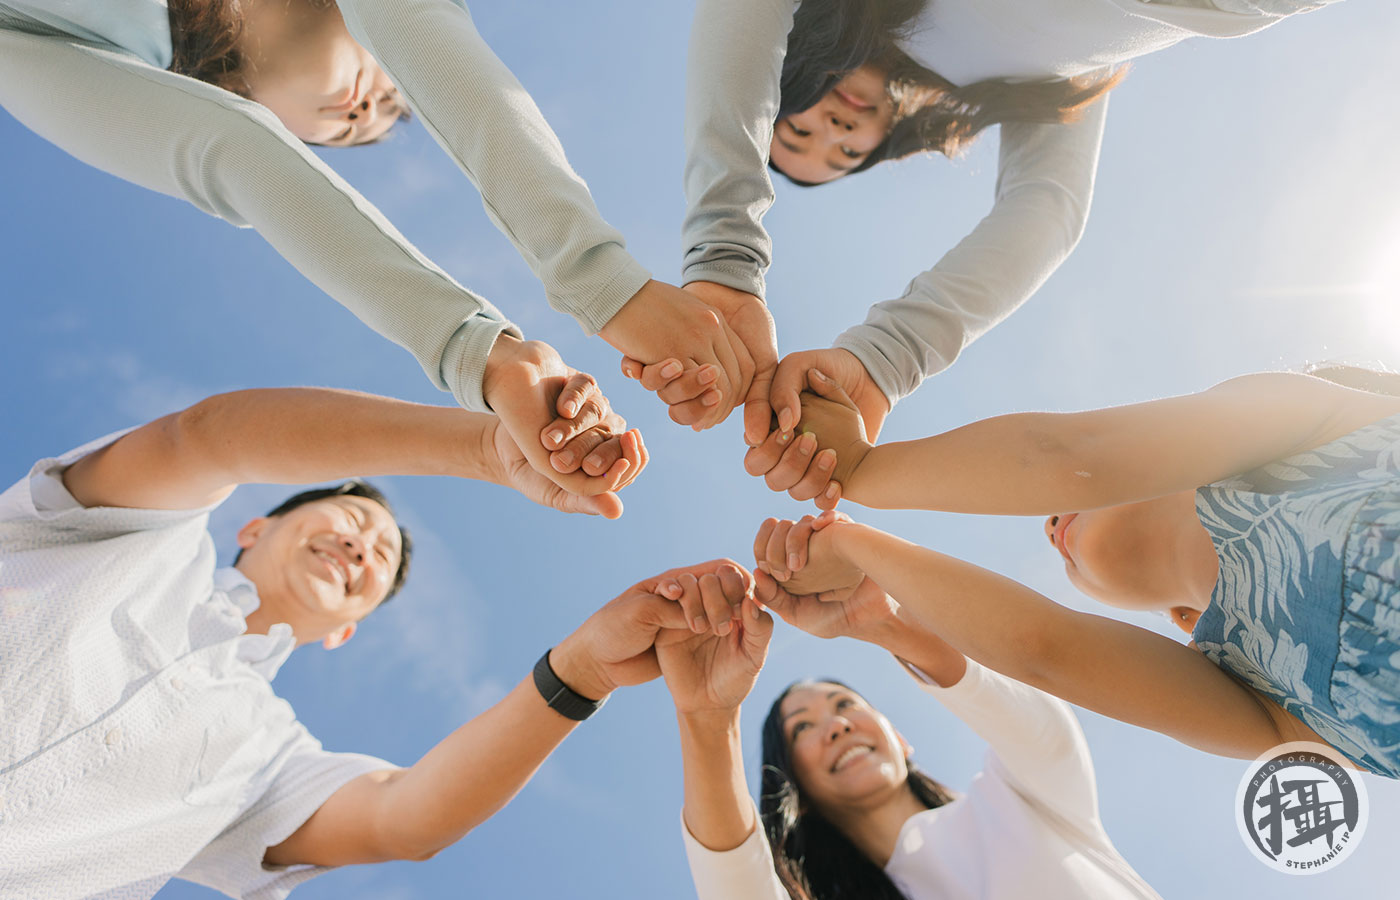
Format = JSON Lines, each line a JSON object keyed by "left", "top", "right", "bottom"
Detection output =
{"left": 0, "top": 0, "right": 761, "bottom": 509}
{"left": 655, "top": 559, "right": 1160, "bottom": 899}
{"left": 636, "top": 0, "right": 1341, "bottom": 469}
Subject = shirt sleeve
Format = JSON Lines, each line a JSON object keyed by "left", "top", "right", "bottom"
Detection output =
{"left": 898, "top": 656, "right": 1105, "bottom": 837}
{"left": 680, "top": 806, "right": 790, "bottom": 900}
{"left": 0, "top": 427, "right": 219, "bottom": 531}
{"left": 0, "top": 24, "right": 515, "bottom": 412}
{"left": 679, "top": 0, "right": 797, "bottom": 297}
{"left": 178, "top": 724, "right": 395, "bottom": 900}
{"left": 834, "top": 99, "right": 1109, "bottom": 406}
{"left": 335, "top": 0, "right": 652, "bottom": 334}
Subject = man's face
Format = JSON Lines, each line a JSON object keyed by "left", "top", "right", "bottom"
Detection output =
{"left": 236, "top": 496, "right": 403, "bottom": 644}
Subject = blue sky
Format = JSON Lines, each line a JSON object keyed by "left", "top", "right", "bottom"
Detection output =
{"left": 3, "top": 1, "right": 1400, "bottom": 897}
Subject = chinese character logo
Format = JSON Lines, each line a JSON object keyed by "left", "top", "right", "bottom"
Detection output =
{"left": 1236, "top": 742, "right": 1368, "bottom": 874}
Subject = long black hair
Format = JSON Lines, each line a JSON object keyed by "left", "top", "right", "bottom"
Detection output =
{"left": 777, "top": 0, "right": 1126, "bottom": 180}
{"left": 759, "top": 679, "right": 957, "bottom": 899}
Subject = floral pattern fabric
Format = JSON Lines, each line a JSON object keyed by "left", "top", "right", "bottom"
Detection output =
{"left": 1194, "top": 413, "right": 1400, "bottom": 777}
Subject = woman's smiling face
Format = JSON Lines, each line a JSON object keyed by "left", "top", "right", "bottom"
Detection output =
{"left": 780, "top": 682, "right": 913, "bottom": 814}
{"left": 769, "top": 65, "right": 894, "bottom": 184}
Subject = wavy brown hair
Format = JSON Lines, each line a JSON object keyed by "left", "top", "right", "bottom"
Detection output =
{"left": 167, "top": 0, "right": 250, "bottom": 97}
{"left": 778, "top": 0, "right": 1127, "bottom": 181}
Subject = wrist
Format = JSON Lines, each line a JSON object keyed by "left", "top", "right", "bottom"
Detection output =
{"left": 546, "top": 635, "right": 614, "bottom": 702}
{"left": 480, "top": 333, "right": 523, "bottom": 411}
{"left": 677, "top": 706, "right": 743, "bottom": 732}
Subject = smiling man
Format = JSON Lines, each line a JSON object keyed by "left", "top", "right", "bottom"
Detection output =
{"left": 0, "top": 385, "right": 727, "bottom": 900}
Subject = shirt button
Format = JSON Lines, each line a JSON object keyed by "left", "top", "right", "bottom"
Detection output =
{"left": 171, "top": 676, "right": 185, "bottom": 692}
{"left": 104, "top": 727, "right": 123, "bottom": 747}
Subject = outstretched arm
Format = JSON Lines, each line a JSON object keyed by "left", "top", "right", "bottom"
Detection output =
{"left": 812, "top": 520, "right": 1288, "bottom": 760}
{"left": 265, "top": 560, "right": 733, "bottom": 867}
{"left": 803, "top": 371, "right": 1400, "bottom": 514}
{"left": 62, "top": 387, "right": 640, "bottom": 517}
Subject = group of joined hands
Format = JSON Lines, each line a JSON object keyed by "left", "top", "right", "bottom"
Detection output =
{"left": 480, "top": 278, "right": 890, "bottom": 518}
{"left": 553, "top": 509, "right": 891, "bottom": 709}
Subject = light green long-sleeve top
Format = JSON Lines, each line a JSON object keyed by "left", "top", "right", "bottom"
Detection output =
{"left": 0, "top": 0, "right": 651, "bottom": 411}
{"left": 682, "top": 0, "right": 1322, "bottom": 407}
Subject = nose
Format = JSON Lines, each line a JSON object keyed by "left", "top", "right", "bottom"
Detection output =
{"left": 825, "top": 112, "right": 855, "bottom": 136}
{"left": 1045, "top": 515, "right": 1058, "bottom": 545}
{"left": 826, "top": 717, "right": 853, "bottom": 742}
{"left": 345, "top": 94, "right": 374, "bottom": 124}
{"left": 340, "top": 533, "right": 366, "bottom": 565}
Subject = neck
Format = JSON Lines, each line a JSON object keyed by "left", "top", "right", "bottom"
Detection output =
{"left": 1167, "top": 491, "right": 1219, "bottom": 613}
{"left": 823, "top": 782, "right": 929, "bottom": 868}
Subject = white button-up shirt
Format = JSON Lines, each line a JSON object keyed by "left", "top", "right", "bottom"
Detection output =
{"left": 0, "top": 432, "right": 392, "bottom": 900}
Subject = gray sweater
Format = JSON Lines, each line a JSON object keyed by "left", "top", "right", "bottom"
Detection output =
{"left": 0, "top": 0, "right": 651, "bottom": 412}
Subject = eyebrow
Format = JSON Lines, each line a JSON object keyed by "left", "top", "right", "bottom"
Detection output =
{"left": 780, "top": 689, "right": 846, "bottom": 724}
{"left": 773, "top": 135, "right": 858, "bottom": 175}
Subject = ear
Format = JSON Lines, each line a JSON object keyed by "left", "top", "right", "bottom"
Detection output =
{"left": 896, "top": 728, "right": 914, "bottom": 760}
{"left": 1170, "top": 606, "right": 1202, "bottom": 635}
{"left": 236, "top": 516, "right": 272, "bottom": 551}
{"left": 322, "top": 622, "right": 357, "bottom": 650}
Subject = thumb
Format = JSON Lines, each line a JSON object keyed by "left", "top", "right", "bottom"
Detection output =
{"left": 806, "top": 368, "right": 859, "bottom": 410}
{"left": 561, "top": 490, "right": 623, "bottom": 519}
{"left": 743, "top": 364, "right": 777, "bottom": 448}
{"left": 742, "top": 596, "right": 774, "bottom": 645}
{"left": 770, "top": 356, "right": 806, "bottom": 435}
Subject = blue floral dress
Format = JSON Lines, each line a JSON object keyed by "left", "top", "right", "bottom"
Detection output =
{"left": 1193, "top": 413, "right": 1400, "bottom": 777}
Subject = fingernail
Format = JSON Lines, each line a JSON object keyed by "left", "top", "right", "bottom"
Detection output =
{"left": 661, "top": 360, "right": 683, "bottom": 378}
{"left": 799, "top": 434, "right": 815, "bottom": 456}
{"left": 787, "top": 553, "right": 800, "bottom": 571}
{"left": 557, "top": 450, "right": 576, "bottom": 467}
{"left": 817, "top": 449, "right": 835, "bottom": 469}
{"left": 716, "top": 619, "right": 732, "bottom": 636}
{"left": 756, "top": 561, "right": 770, "bottom": 573}
{"left": 778, "top": 431, "right": 792, "bottom": 445}
{"left": 666, "top": 581, "right": 682, "bottom": 597}
{"left": 703, "top": 391, "right": 720, "bottom": 407}
{"left": 698, "top": 366, "right": 717, "bottom": 385}
{"left": 825, "top": 483, "right": 840, "bottom": 500}
{"left": 547, "top": 429, "right": 564, "bottom": 447}
{"left": 585, "top": 454, "right": 604, "bottom": 470}
{"left": 779, "top": 409, "right": 796, "bottom": 432}
{"left": 693, "top": 616, "right": 707, "bottom": 633}
{"left": 811, "top": 369, "right": 828, "bottom": 383}
{"left": 563, "top": 402, "right": 578, "bottom": 418}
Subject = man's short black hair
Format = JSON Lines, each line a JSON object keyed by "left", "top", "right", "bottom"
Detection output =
{"left": 234, "top": 480, "right": 412, "bottom": 603}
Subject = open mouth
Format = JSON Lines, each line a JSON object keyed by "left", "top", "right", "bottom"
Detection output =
{"left": 312, "top": 547, "right": 350, "bottom": 588}
{"left": 831, "top": 745, "right": 875, "bottom": 773}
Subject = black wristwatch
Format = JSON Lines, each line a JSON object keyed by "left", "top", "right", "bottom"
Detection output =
{"left": 533, "top": 649, "right": 607, "bottom": 721}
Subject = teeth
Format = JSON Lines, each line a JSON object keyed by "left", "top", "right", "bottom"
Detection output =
{"left": 314, "top": 550, "right": 346, "bottom": 585}
{"left": 833, "top": 746, "right": 873, "bottom": 772}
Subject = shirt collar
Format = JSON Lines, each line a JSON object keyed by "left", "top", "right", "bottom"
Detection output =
{"left": 213, "top": 567, "right": 297, "bottom": 680}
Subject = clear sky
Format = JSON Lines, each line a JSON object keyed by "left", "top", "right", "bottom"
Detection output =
{"left": 3, "top": 1, "right": 1399, "bottom": 898}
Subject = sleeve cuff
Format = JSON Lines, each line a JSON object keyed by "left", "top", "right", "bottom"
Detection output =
{"left": 681, "top": 260, "right": 767, "bottom": 299}
{"left": 440, "top": 315, "right": 523, "bottom": 413}
{"left": 830, "top": 332, "right": 909, "bottom": 409}
{"left": 563, "top": 254, "right": 653, "bottom": 335}
{"left": 679, "top": 806, "right": 787, "bottom": 900}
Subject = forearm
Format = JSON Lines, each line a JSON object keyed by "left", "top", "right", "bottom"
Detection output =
{"left": 680, "top": 0, "right": 795, "bottom": 295}
{"left": 833, "top": 102, "right": 1107, "bottom": 407}
{"left": 677, "top": 710, "right": 757, "bottom": 852}
{"left": 372, "top": 674, "right": 584, "bottom": 860}
{"left": 857, "top": 605, "right": 968, "bottom": 689}
{"left": 337, "top": 0, "right": 651, "bottom": 333}
{"left": 64, "top": 388, "right": 500, "bottom": 510}
{"left": 844, "top": 371, "right": 1387, "bottom": 514}
{"left": 830, "top": 523, "right": 1284, "bottom": 758}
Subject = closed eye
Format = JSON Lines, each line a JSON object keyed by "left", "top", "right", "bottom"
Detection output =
{"left": 785, "top": 119, "right": 811, "bottom": 138}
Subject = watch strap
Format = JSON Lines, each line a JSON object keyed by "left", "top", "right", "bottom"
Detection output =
{"left": 533, "top": 649, "right": 607, "bottom": 721}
